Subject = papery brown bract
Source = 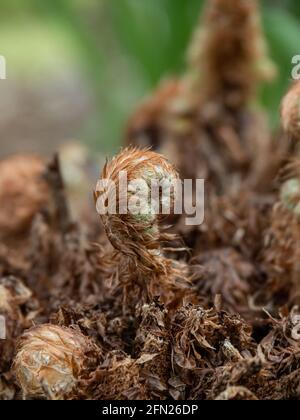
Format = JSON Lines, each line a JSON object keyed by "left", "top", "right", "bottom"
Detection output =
{"left": 134, "top": 301, "right": 170, "bottom": 399}
{"left": 194, "top": 308, "right": 300, "bottom": 400}
{"left": 170, "top": 304, "right": 256, "bottom": 398}
{"left": 194, "top": 357, "right": 262, "bottom": 400}
{"left": 51, "top": 302, "right": 132, "bottom": 354}
{"left": 90, "top": 350, "right": 149, "bottom": 400}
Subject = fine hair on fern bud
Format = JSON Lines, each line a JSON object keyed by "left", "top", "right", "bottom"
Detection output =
{"left": 94, "top": 147, "right": 180, "bottom": 271}
{"left": 94, "top": 148, "right": 198, "bottom": 307}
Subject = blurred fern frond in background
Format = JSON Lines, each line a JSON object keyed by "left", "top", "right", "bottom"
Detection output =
{"left": 0, "top": 0, "right": 300, "bottom": 154}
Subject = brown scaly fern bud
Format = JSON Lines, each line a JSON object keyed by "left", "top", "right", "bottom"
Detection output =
{"left": 14, "top": 324, "right": 102, "bottom": 400}
{"left": 0, "top": 276, "right": 37, "bottom": 374}
{"left": 96, "top": 147, "right": 178, "bottom": 267}
{"left": 187, "top": 0, "right": 275, "bottom": 108}
{"left": 0, "top": 154, "right": 49, "bottom": 236}
{"left": 281, "top": 80, "right": 300, "bottom": 141}
{"left": 94, "top": 148, "right": 196, "bottom": 307}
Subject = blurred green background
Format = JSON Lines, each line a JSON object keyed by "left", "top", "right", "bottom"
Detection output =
{"left": 0, "top": 0, "right": 299, "bottom": 157}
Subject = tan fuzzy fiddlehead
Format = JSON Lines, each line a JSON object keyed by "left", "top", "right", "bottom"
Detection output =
{"left": 95, "top": 148, "right": 178, "bottom": 272}
{"left": 94, "top": 148, "right": 196, "bottom": 307}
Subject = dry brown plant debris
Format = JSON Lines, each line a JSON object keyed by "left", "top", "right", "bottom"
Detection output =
{"left": 1, "top": 0, "right": 300, "bottom": 401}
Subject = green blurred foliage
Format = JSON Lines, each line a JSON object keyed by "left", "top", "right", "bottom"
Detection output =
{"left": 0, "top": 0, "right": 300, "bottom": 151}
{"left": 108, "top": 0, "right": 203, "bottom": 85}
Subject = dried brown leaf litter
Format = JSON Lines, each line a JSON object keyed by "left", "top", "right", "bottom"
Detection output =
{"left": 1, "top": 0, "right": 300, "bottom": 400}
